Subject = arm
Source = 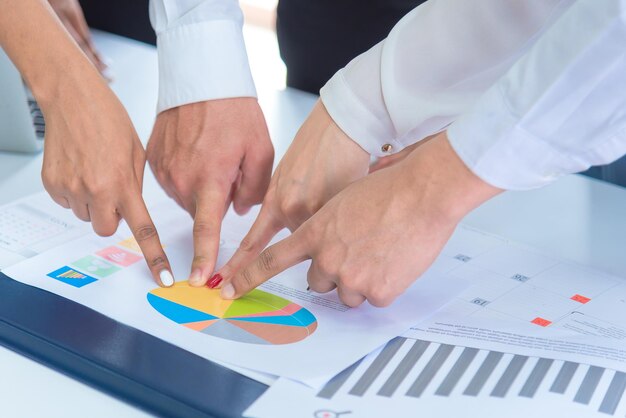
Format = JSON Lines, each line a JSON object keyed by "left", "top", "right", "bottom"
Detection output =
{"left": 320, "top": 0, "right": 575, "bottom": 157}
{"left": 146, "top": 0, "right": 274, "bottom": 287}
{"left": 148, "top": 0, "right": 256, "bottom": 112}
{"left": 216, "top": 0, "right": 573, "bottom": 281}
{"left": 448, "top": 0, "right": 626, "bottom": 189}
{"left": 222, "top": 0, "right": 626, "bottom": 307}
{"left": 0, "top": 0, "right": 174, "bottom": 286}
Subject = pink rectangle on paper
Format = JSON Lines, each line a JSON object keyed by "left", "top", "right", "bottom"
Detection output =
{"left": 96, "top": 246, "right": 142, "bottom": 267}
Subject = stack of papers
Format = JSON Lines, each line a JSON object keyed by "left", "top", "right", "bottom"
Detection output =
{"left": 5, "top": 192, "right": 626, "bottom": 417}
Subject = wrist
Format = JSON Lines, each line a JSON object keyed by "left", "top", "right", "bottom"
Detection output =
{"left": 402, "top": 131, "right": 502, "bottom": 224}
{"left": 32, "top": 55, "right": 105, "bottom": 112}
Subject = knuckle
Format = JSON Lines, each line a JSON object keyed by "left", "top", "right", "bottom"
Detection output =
{"left": 239, "top": 268, "right": 255, "bottom": 289}
{"left": 304, "top": 200, "right": 322, "bottom": 217}
{"left": 337, "top": 275, "right": 360, "bottom": 294}
{"left": 93, "top": 222, "right": 117, "bottom": 237}
{"left": 315, "top": 253, "right": 336, "bottom": 276}
{"left": 367, "top": 289, "right": 393, "bottom": 308}
{"left": 41, "top": 171, "right": 58, "bottom": 192}
{"left": 193, "top": 221, "right": 215, "bottom": 236}
{"left": 258, "top": 249, "right": 276, "bottom": 273}
{"left": 149, "top": 256, "right": 167, "bottom": 269}
{"left": 279, "top": 196, "right": 304, "bottom": 217}
{"left": 238, "top": 236, "right": 255, "bottom": 253}
{"left": 169, "top": 171, "right": 191, "bottom": 196}
{"left": 192, "top": 255, "right": 210, "bottom": 265}
{"left": 341, "top": 295, "right": 362, "bottom": 309}
{"left": 133, "top": 224, "right": 158, "bottom": 243}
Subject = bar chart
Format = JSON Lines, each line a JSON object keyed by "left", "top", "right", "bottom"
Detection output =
{"left": 316, "top": 337, "right": 626, "bottom": 416}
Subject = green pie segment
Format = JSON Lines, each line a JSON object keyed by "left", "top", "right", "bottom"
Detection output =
{"left": 147, "top": 282, "right": 317, "bottom": 345}
{"left": 223, "top": 289, "right": 291, "bottom": 317}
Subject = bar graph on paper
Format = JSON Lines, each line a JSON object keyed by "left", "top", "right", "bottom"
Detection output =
{"left": 317, "top": 337, "right": 626, "bottom": 416}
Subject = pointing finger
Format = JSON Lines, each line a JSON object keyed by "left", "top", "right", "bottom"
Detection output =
{"left": 220, "top": 232, "right": 309, "bottom": 299}
{"left": 188, "top": 187, "right": 228, "bottom": 287}
{"left": 118, "top": 190, "right": 173, "bottom": 287}
{"left": 217, "top": 205, "right": 283, "bottom": 283}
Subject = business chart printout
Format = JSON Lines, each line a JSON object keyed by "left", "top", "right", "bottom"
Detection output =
{"left": 247, "top": 226, "right": 626, "bottom": 417}
{"left": 246, "top": 335, "right": 626, "bottom": 418}
{"left": 0, "top": 193, "right": 90, "bottom": 268}
{"left": 3, "top": 196, "right": 465, "bottom": 387}
{"left": 407, "top": 225, "right": 626, "bottom": 373}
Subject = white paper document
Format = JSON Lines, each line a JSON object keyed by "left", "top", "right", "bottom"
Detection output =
{"left": 0, "top": 193, "right": 90, "bottom": 269}
{"left": 2, "top": 196, "right": 466, "bottom": 387}
{"left": 246, "top": 335, "right": 625, "bottom": 418}
{"left": 408, "top": 226, "right": 626, "bottom": 373}
{"left": 247, "top": 225, "right": 626, "bottom": 418}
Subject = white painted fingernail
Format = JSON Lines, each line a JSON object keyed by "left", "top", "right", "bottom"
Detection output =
{"left": 159, "top": 270, "right": 175, "bottom": 287}
{"left": 221, "top": 282, "right": 235, "bottom": 299}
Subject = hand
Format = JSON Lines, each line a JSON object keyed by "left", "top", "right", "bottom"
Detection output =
{"left": 215, "top": 100, "right": 370, "bottom": 283}
{"left": 147, "top": 98, "right": 274, "bottom": 287}
{"left": 48, "top": 0, "right": 108, "bottom": 76}
{"left": 220, "top": 132, "right": 502, "bottom": 307}
{"left": 41, "top": 72, "right": 173, "bottom": 286}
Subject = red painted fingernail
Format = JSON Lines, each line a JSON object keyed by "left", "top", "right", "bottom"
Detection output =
{"left": 207, "top": 273, "right": 223, "bottom": 289}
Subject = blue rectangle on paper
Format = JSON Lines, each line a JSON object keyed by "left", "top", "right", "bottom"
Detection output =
{"left": 47, "top": 266, "right": 97, "bottom": 288}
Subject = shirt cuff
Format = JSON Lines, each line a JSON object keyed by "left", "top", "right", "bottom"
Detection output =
{"left": 447, "top": 85, "right": 574, "bottom": 191}
{"left": 320, "top": 45, "right": 402, "bottom": 157}
{"left": 156, "top": 20, "right": 257, "bottom": 113}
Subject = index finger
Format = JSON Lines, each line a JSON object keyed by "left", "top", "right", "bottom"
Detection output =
{"left": 188, "top": 188, "right": 228, "bottom": 287}
{"left": 119, "top": 192, "right": 173, "bottom": 287}
{"left": 215, "top": 205, "right": 283, "bottom": 284}
{"left": 220, "top": 232, "right": 309, "bottom": 299}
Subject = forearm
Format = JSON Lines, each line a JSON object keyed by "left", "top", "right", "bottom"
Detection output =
{"left": 0, "top": 0, "right": 102, "bottom": 107}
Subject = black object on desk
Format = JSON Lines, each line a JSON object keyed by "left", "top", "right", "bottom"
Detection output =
{"left": 0, "top": 273, "right": 267, "bottom": 418}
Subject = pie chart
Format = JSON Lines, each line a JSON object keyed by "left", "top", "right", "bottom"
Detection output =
{"left": 147, "top": 281, "right": 317, "bottom": 345}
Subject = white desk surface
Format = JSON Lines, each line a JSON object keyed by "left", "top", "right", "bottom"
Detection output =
{"left": 2, "top": 30, "right": 626, "bottom": 418}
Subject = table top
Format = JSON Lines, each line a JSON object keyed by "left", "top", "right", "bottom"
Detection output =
{"left": 2, "top": 29, "right": 626, "bottom": 418}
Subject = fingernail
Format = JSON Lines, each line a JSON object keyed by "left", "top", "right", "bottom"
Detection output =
{"left": 306, "top": 286, "right": 310, "bottom": 291}
{"left": 207, "top": 273, "right": 223, "bottom": 289}
{"left": 159, "top": 270, "right": 175, "bottom": 287}
{"left": 188, "top": 269, "right": 203, "bottom": 286}
{"left": 221, "top": 282, "right": 235, "bottom": 299}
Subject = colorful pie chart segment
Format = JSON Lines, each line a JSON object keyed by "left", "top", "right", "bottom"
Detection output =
{"left": 147, "top": 281, "right": 317, "bottom": 345}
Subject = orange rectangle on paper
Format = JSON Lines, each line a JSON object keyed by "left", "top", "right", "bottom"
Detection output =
{"left": 531, "top": 317, "right": 552, "bottom": 327}
{"left": 571, "top": 294, "right": 591, "bottom": 304}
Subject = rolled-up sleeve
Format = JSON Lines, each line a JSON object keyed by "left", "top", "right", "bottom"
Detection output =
{"left": 447, "top": 0, "right": 626, "bottom": 190}
{"left": 320, "top": 0, "right": 574, "bottom": 157}
{"left": 149, "top": 0, "right": 256, "bottom": 113}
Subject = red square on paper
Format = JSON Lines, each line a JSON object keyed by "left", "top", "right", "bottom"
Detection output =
{"left": 571, "top": 294, "right": 591, "bottom": 304}
{"left": 96, "top": 246, "right": 142, "bottom": 267}
{"left": 531, "top": 317, "right": 552, "bottom": 327}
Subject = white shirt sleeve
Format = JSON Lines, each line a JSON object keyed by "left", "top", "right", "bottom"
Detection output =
{"left": 448, "top": 0, "right": 626, "bottom": 189}
{"left": 320, "top": 0, "right": 575, "bottom": 157}
{"left": 149, "top": 0, "right": 256, "bottom": 113}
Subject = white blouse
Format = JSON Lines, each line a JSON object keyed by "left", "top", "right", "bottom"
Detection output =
{"left": 321, "top": 0, "right": 626, "bottom": 189}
